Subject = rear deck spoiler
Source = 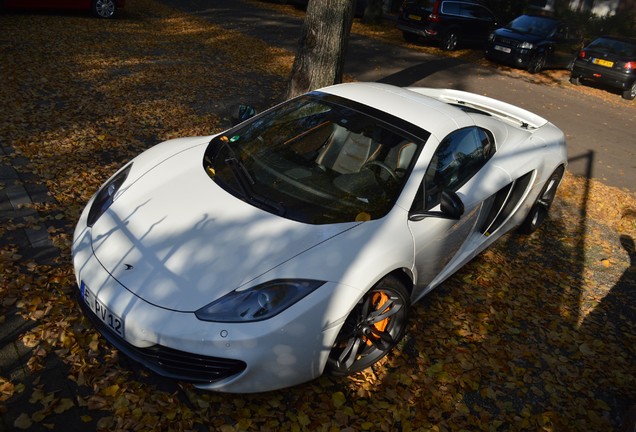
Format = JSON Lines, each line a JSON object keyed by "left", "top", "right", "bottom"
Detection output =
{"left": 407, "top": 87, "right": 549, "bottom": 130}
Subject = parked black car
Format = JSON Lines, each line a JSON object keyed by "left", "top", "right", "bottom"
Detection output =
{"left": 396, "top": 0, "right": 498, "bottom": 51}
{"left": 570, "top": 36, "right": 636, "bottom": 100}
{"left": 484, "top": 14, "right": 582, "bottom": 73}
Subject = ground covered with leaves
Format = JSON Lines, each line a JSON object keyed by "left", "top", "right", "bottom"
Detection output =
{"left": 0, "top": 1, "right": 635, "bottom": 431}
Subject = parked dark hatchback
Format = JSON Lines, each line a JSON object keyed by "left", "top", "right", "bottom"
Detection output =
{"left": 396, "top": 0, "right": 498, "bottom": 50}
{"left": 570, "top": 36, "right": 636, "bottom": 100}
{"left": 485, "top": 14, "right": 582, "bottom": 73}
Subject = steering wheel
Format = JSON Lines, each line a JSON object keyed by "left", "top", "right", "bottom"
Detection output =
{"left": 363, "top": 161, "right": 399, "bottom": 182}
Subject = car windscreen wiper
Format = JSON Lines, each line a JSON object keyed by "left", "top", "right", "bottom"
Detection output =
{"left": 225, "top": 157, "right": 285, "bottom": 216}
{"left": 213, "top": 136, "right": 285, "bottom": 216}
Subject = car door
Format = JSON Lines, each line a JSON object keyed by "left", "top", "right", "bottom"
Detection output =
{"left": 408, "top": 126, "right": 495, "bottom": 292}
{"left": 459, "top": 3, "right": 498, "bottom": 42}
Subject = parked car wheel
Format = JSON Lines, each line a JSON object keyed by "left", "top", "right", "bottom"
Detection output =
{"left": 92, "top": 0, "right": 116, "bottom": 18}
{"left": 442, "top": 32, "right": 458, "bottom": 51}
{"left": 569, "top": 76, "right": 581, "bottom": 85}
{"left": 327, "top": 275, "right": 410, "bottom": 376}
{"left": 527, "top": 52, "right": 546, "bottom": 74}
{"left": 518, "top": 166, "right": 564, "bottom": 234}
{"left": 622, "top": 81, "right": 636, "bottom": 100}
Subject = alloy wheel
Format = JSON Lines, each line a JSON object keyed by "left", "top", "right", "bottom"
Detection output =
{"left": 328, "top": 277, "right": 410, "bottom": 376}
{"left": 93, "top": 0, "right": 116, "bottom": 18}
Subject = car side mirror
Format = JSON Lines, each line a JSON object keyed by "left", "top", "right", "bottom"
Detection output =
{"left": 409, "top": 190, "right": 464, "bottom": 221}
{"left": 440, "top": 190, "right": 464, "bottom": 218}
{"left": 231, "top": 104, "right": 256, "bottom": 126}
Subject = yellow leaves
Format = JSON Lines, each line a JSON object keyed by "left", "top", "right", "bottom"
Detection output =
{"left": 332, "top": 391, "right": 346, "bottom": 407}
{"left": 578, "top": 342, "right": 594, "bottom": 356}
{"left": 101, "top": 384, "right": 120, "bottom": 397}
{"left": 0, "top": 378, "right": 16, "bottom": 402}
{"left": 13, "top": 413, "right": 32, "bottom": 430}
{"left": 297, "top": 411, "right": 311, "bottom": 427}
{"left": 97, "top": 416, "right": 114, "bottom": 429}
{"left": 88, "top": 336, "right": 100, "bottom": 353}
{"left": 426, "top": 362, "right": 444, "bottom": 377}
{"left": 53, "top": 398, "right": 75, "bottom": 414}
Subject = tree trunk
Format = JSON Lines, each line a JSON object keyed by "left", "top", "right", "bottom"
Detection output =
{"left": 286, "top": 0, "right": 355, "bottom": 99}
{"left": 617, "top": 0, "right": 636, "bottom": 14}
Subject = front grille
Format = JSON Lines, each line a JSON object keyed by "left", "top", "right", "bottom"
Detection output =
{"left": 77, "top": 291, "right": 247, "bottom": 383}
{"left": 494, "top": 36, "right": 521, "bottom": 47}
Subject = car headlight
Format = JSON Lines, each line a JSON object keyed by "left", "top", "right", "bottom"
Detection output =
{"left": 195, "top": 279, "right": 326, "bottom": 322}
{"left": 519, "top": 41, "right": 534, "bottom": 49}
{"left": 87, "top": 163, "right": 132, "bottom": 227}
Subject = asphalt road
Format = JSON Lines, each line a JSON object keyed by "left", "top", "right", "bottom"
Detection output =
{"left": 161, "top": 0, "right": 635, "bottom": 192}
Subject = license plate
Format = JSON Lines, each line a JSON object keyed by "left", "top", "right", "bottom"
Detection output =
{"left": 81, "top": 281, "right": 125, "bottom": 338}
{"left": 592, "top": 58, "right": 614, "bottom": 68}
{"left": 494, "top": 45, "right": 511, "bottom": 53}
{"left": 407, "top": 14, "right": 422, "bottom": 21}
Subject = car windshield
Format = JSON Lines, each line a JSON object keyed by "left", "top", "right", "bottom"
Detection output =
{"left": 588, "top": 37, "right": 636, "bottom": 57}
{"left": 506, "top": 15, "right": 558, "bottom": 37}
{"left": 203, "top": 93, "right": 428, "bottom": 225}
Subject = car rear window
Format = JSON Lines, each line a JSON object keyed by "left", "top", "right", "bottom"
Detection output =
{"left": 441, "top": 2, "right": 460, "bottom": 15}
{"left": 589, "top": 38, "right": 636, "bottom": 57}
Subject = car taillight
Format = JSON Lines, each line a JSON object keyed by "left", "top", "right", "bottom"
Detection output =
{"left": 578, "top": 50, "right": 586, "bottom": 58}
{"left": 624, "top": 61, "right": 636, "bottom": 70}
{"left": 428, "top": 0, "right": 441, "bottom": 22}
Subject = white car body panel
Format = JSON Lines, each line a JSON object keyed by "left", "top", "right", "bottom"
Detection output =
{"left": 89, "top": 143, "right": 358, "bottom": 312}
{"left": 72, "top": 83, "right": 567, "bottom": 393}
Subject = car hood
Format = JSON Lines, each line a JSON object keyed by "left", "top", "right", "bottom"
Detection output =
{"left": 496, "top": 27, "right": 544, "bottom": 44}
{"left": 90, "top": 141, "right": 358, "bottom": 312}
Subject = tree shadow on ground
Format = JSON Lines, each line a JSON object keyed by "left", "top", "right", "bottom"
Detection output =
{"left": 377, "top": 57, "right": 466, "bottom": 87}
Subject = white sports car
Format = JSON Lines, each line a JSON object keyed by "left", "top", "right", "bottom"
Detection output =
{"left": 72, "top": 83, "right": 567, "bottom": 393}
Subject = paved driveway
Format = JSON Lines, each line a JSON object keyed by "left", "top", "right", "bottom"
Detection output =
{"left": 161, "top": 0, "right": 636, "bottom": 193}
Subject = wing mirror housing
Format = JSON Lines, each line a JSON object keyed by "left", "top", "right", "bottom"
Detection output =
{"left": 409, "top": 190, "right": 464, "bottom": 221}
{"left": 231, "top": 104, "right": 256, "bottom": 126}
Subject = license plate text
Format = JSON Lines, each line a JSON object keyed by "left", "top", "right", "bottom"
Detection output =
{"left": 81, "top": 282, "right": 125, "bottom": 338}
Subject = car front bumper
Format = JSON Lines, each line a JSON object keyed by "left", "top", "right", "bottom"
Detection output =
{"left": 485, "top": 44, "right": 534, "bottom": 68}
{"left": 72, "top": 218, "right": 348, "bottom": 393}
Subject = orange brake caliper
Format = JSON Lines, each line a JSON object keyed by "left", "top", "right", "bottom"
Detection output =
{"left": 366, "top": 292, "right": 390, "bottom": 346}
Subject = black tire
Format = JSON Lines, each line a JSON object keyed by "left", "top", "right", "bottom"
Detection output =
{"left": 92, "top": 0, "right": 116, "bottom": 18}
{"left": 441, "top": 32, "right": 458, "bottom": 51}
{"left": 569, "top": 75, "right": 581, "bottom": 86}
{"left": 527, "top": 52, "right": 546, "bottom": 74}
{"left": 402, "top": 31, "right": 419, "bottom": 43}
{"left": 622, "top": 81, "right": 636, "bottom": 100}
{"left": 518, "top": 167, "right": 564, "bottom": 234}
{"left": 327, "top": 275, "right": 410, "bottom": 376}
